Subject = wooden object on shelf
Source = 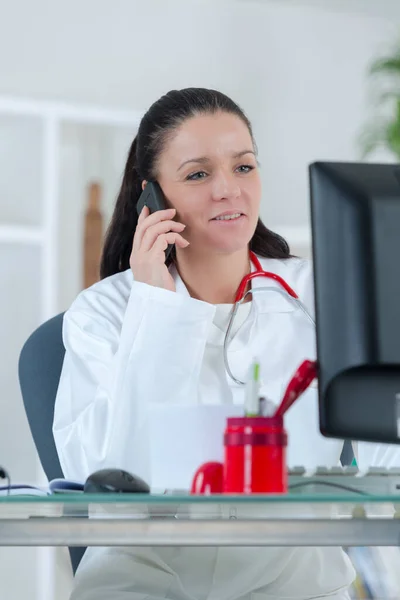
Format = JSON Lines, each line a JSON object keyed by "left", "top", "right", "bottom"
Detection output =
{"left": 83, "top": 182, "right": 103, "bottom": 289}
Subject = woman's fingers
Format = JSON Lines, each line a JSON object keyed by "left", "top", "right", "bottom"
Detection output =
{"left": 150, "top": 232, "right": 190, "bottom": 257}
{"left": 130, "top": 204, "right": 189, "bottom": 291}
{"left": 137, "top": 204, "right": 150, "bottom": 225}
{"left": 140, "top": 220, "right": 186, "bottom": 252}
{"left": 133, "top": 207, "right": 176, "bottom": 250}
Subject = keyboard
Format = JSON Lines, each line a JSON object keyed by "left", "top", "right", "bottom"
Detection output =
{"left": 288, "top": 466, "right": 400, "bottom": 496}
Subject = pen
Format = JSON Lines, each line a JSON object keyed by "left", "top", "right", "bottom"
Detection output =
{"left": 245, "top": 359, "right": 260, "bottom": 417}
{"left": 274, "top": 360, "right": 317, "bottom": 417}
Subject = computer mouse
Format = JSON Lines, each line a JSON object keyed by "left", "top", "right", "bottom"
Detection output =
{"left": 83, "top": 468, "right": 150, "bottom": 494}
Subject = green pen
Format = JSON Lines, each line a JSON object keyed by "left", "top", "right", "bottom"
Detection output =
{"left": 245, "top": 359, "right": 260, "bottom": 417}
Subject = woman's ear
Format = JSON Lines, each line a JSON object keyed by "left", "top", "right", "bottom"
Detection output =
{"left": 141, "top": 180, "right": 148, "bottom": 191}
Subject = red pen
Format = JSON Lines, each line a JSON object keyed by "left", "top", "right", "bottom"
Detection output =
{"left": 274, "top": 360, "right": 318, "bottom": 417}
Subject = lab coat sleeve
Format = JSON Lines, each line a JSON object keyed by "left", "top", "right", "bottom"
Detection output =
{"left": 53, "top": 277, "right": 215, "bottom": 484}
{"left": 292, "top": 259, "right": 400, "bottom": 470}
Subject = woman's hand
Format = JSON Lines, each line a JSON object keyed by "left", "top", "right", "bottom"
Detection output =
{"left": 130, "top": 206, "right": 189, "bottom": 292}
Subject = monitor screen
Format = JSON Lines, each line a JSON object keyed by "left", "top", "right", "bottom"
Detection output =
{"left": 309, "top": 161, "right": 400, "bottom": 444}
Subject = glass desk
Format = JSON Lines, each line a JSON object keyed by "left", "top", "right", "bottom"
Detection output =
{"left": 0, "top": 493, "right": 399, "bottom": 547}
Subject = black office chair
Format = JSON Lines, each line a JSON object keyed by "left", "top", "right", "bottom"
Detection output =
{"left": 18, "top": 313, "right": 86, "bottom": 574}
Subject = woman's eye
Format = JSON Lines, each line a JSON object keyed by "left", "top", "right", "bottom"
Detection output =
{"left": 186, "top": 165, "right": 254, "bottom": 180}
{"left": 236, "top": 164, "right": 254, "bottom": 173}
{"left": 186, "top": 171, "right": 208, "bottom": 181}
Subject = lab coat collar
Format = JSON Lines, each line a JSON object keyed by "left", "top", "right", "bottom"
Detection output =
{"left": 168, "top": 254, "right": 296, "bottom": 351}
{"left": 169, "top": 254, "right": 296, "bottom": 315}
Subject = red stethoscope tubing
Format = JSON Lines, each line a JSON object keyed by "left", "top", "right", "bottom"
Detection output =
{"left": 234, "top": 252, "right": 299, "bottom": 303}
{"left": 225, "top": 252, "right": 318, "bottom": 412}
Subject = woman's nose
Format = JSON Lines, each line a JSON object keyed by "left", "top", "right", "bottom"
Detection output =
{"left": 211, "top": 172, "right": 241, "bottom": 201}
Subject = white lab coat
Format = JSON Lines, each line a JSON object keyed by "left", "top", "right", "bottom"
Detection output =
{"left": 53, "top": 255, "right": 399, "bottom": 600}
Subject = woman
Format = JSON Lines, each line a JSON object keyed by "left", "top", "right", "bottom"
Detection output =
{"left": 53, "top": 88, "right": 398, "bottom": 599}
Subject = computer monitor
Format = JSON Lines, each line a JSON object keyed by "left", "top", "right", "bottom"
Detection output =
{"left": 309, "top": 161, "right": 400, "bottom": 444}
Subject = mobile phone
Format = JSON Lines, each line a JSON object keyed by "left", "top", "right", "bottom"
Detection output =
{"left": 136, "top": 181, "right": 174, "bottom": 259}
{"left": 136, "top": 181, "right": 168, "bottom": 215}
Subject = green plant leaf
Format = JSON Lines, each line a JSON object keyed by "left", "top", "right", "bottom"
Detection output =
{"left": 370, "top": 56, "right": 400, "bottom": 76}
{"left": 357, "top": 120, "right": 388, "bottom": 159}
{"left": 359, "top": 38, "right": 400, "bottom": 161}
{"left": 385, "top": 120, "right": 400, "bottom": 158}
{"left": 373, "top": 89, "right": 400, "bottom": 106}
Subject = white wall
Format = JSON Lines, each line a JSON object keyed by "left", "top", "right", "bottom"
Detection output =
{"left": 227, "top": 2, "right": 398, "bottom": 234}
{"left": 0, "top": 1, "right": 399, "bottom": 599}
{"left": 270, "top": 0, "right": 400, "bottom": 19}
{"left": 1, "top": 0, "right": 397, "bottom": 252}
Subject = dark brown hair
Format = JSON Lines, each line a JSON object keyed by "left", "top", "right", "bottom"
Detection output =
{"left": 100, "top": 88, "right": 291, "bottom": 279}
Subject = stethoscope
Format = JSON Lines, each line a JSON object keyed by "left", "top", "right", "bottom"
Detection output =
{"left": 224, "top": 251, "right": 316, "bottom": 386}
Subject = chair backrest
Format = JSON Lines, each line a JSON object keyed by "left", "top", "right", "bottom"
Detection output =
{"left": 18, "top": 313, "right": 85, "bottom": 573}
{"left": 19, "top": 313, "right": 65, "bottom": 479}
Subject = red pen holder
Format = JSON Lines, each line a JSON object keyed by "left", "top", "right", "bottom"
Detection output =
{"left": 191, "top": 416, "right": 288, "bottom": 495}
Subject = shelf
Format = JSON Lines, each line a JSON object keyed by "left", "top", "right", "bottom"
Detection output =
{"left": 0, "top": 225, "right": 44, "bottom": 245}
{"left": 0, "top": 95, "right": 143, "bottom": 127}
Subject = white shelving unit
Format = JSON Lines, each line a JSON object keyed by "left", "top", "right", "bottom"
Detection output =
{"left": 0, "top": 95, "right": 142, "bottom": 600}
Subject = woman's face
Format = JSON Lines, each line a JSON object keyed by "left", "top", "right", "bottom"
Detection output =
{"left": 155, "top": 111, "right": 261, "bottom": 256}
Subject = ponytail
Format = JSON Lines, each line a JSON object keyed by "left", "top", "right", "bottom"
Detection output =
{"left": 100, "top": 137, "right": 142, "bottom": 279}
{"left": 250, "top": 219, "right": 291, "bottom": 259}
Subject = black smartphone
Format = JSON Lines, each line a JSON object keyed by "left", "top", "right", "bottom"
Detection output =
{"left": 136, "top": 181, "right": 168, "bottom": 215}
{"left": 136, "top": 181, "right": 174, "bottom": 259}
